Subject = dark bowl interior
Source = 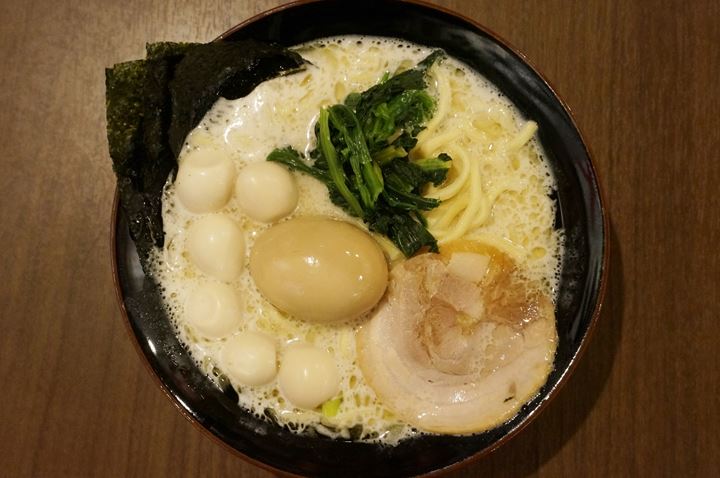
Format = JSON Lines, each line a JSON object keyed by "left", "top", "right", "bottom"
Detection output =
{"left": 112, "top": 0, "right": 607, "bottom": 476}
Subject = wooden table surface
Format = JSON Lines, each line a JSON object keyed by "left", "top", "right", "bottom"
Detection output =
{"left": 2, "top": 0, "right": 718, "bottom": 476}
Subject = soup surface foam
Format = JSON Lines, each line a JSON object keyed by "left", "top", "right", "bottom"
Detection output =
{"left": 152, "top": 35, "right": 563, "bottom": 443}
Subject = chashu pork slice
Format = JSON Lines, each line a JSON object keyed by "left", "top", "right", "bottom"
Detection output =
{"left": 356, "top": 250, "right": 557, "bottom": 434}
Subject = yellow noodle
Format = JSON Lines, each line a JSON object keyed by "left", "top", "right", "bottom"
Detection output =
{"left": 426, "top": 145, "right": 471, "bottom": 200}
{"left": 506, "top": 121, "right": 538, "bottom": 151}
{"left": 467, "top": 194, "right": 491, "bottom": 231}
{"left": 371, "top": 233, "right": 403, "bottom": 264}
{"left": 461, "top": 123, "right": 490, "bottom": 150}
{"left": 439, "top": 158, "right": 484, "bottom": 243}
{"left": 414, "top": 66, "right": 451, "bottom": 153}
{"left": 469, "top": 183, "right": 509, "bottom": 229}
{"left": 415, "top": 128, "right": 463, "bottom": 158}
{"left": 428, "top": 187, "right": 470, "bottom": 231}
{"left": 425, "top": 66, "right": 451, "bottom": 133}
{"left": 486, "top": 104, "right": 515, "bottom": 131}
{"left": 463, "top": 233, "right": 528, "bottom": 261}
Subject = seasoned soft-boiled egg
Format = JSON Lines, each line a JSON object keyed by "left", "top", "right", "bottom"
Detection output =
{"left": 186, "top": 214, "right": 245, "bottom": 281}
{"left": 184, "top": 282, "right": 242, "bottom": 339}
{"left": 175, "top": 148, "right": 236, "bottom": 213}
{"left": 235, "top": 161, "right": 298, "bottom": 222}
{"left": 220, "top": 331, "right": 277, "bottom": 386}
{"left": 249, "top": 216, "right": 388, "bottom": 323}
{"left": 278, "top": 342, "right": 340, "bottom": 409}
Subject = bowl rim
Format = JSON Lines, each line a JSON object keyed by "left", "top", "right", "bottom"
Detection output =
{"left": 110, "top": 0, "right": 610, "bottom": 475}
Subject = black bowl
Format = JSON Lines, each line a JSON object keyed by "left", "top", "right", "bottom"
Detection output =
{"left": 112, "top": 0, "right": 608, "bottom": 476}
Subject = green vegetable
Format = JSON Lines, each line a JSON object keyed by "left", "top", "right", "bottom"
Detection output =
{"left": 267, "top": 147, "right": 329, "bottom": 182}
{"left": 321, "top": 397, "right": 342, "bottom": 418}
{"left": 373, "top": 144, "right": 407, "bottom": 165}
{"left": 268, "top": 50, "right": 450, "bottom": 256}
{"left": 318, "top": 108, "right": 364, "bottom": 216}
{"left": 327, "top": 104, "right": 384, "bottom": 209}
{"left": 362, "top": 89, "right": 435, "bottom": 153}
{"left": 412, "top": 153, "right": 453, "bottom": 185}
{"left": 106, "top": 40, "right": 305, "bottom": 267}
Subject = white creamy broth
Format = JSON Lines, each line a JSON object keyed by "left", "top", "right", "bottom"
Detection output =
{"left": 152, "top": 35, "right": 563, "bottom": 444}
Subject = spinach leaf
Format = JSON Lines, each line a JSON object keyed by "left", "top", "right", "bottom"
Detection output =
{"left": 268, "top": 50, "right": 451, "bottom": 257}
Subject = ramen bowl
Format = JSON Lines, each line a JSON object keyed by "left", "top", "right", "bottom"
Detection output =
{"left": 112, "top": 0, "right": 608, "bottom": 476}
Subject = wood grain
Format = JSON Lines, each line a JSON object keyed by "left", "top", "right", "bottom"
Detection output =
{"left": 1, "top": 0, "right": 718, "bottom": 476}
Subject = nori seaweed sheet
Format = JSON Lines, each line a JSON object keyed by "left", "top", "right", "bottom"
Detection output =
{"left": 105, "top": 40, "right": 305, "bottom": 269}
{"left": 168, "top": 41, "right": 307, "bottom": 157}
